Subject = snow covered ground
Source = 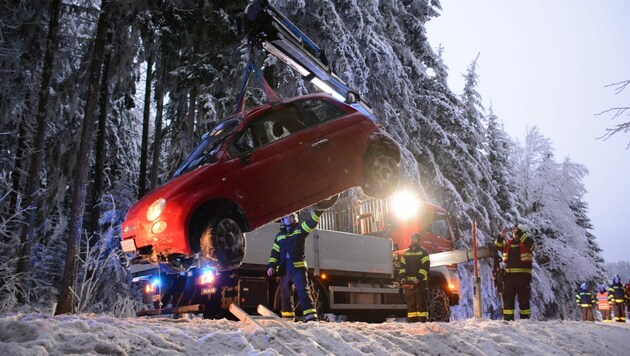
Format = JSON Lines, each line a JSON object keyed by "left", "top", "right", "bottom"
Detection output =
{"left": 1, "top": 313, "right": 630, "bottom": 355}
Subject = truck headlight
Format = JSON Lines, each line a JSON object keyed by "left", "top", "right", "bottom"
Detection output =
{"left": 146, "top": 198, "right": 166, "bottom": 221}
{"left": 391, "top": 190, "right": 420, "bottom": 221}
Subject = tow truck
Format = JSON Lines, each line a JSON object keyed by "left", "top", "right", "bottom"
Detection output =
{"left": 127, "top": 1, "right": 494, "bottom": 321}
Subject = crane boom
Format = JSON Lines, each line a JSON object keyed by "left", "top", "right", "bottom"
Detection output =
{"left": 240, "top": 0, "right": 376, "bottom": 121}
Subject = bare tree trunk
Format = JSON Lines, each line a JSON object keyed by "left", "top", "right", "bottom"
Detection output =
{"left": 138, "top": 49, "right": 153, "bottom": 198}
{"left": 8, "top": 108, "right": 27, "bottom": 219}
{"left": 56, "top": 0, "right": 111, "bottom": 315}
{"left": 185, "top": 87, "right": 197, "bottom": 153}
{"left": 16, "top": 0, "right": 63, "bottom": 284}
{"left": 149, "top": 65, "right": 165, "bottom": 189}
{"left": 88, "top": 32, "right": 113, "bottom": 237}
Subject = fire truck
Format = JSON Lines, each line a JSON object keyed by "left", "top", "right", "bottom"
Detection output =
{"left": 131, "top": 190, "right": 491, "bottom": 322}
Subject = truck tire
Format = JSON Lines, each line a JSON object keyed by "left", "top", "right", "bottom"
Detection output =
{"left": 428, "top": 286, "right": 450, "bottom": 322}
{"left": 199, "top": 214, "right": 246, "bottom": 271}
{"left": 362, "top": 145, "right": 399, "bottom": 199}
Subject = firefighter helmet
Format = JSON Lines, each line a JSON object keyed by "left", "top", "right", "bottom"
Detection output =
{"left": 282, "top": 212, "right": 298, "bottom": 227}
{"left": 513, "top": 224, "right": 526, "bottom": 235}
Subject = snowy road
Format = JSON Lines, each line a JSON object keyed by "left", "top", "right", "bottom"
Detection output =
{"left": 1, "top": 313, "right": 629, "bottom": 355}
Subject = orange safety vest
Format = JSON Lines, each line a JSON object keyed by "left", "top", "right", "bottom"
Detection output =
{"left": 597, "top": 291, "right": 610, "bottom": 310}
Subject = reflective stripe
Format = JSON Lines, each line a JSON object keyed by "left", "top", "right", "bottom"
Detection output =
{"left": 505, "top": 268, "right": 531, "bottom": 274}
{"left": 503, "top": 309, "right": 515, "bottom": 315}
{"left": 421, "top": 256, "right": 430, "bottom": 264}
{"left": 580, "top": 304, "right": 592, "bottom": 307}
{"left": 281, "top": 311, "right": 295, "bottom": 317}
{"left": 406, "top": 251, "right": 424, "bottom": 256}
{"left": 303, "top": 308, "right": 317, "bottom": 316}
{"left": 268, "top": 257, "right": 278, "bottom": 263}
{"left": 272, "top": 244, "right": 280, "bottom": 252}
{"left": 293, "top": 261, "right": 307, "bottom": 268}
{"left": 520, "top": 309, "right": 531, "bottom": 315}
{"left": 399, "top": 268, "right": 407, "bottom": 274}
{"left": 277, "top": 235, "right": 286, "bottom": 241}
{"left": 418, "top": 270, "right": 428, "bottom": 278}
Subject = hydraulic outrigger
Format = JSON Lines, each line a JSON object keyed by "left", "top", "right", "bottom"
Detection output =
{"left": 238, "top": 0, "right": 376, "bottom": 121}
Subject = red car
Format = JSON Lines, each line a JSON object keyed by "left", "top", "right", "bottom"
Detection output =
{"left": 121, "top": 93, "right": 400, "bottom": 271}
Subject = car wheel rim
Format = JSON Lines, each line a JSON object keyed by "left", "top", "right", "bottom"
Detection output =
{"left": 370, "top": 154, "right": 399, "bottom": 191}
{"left": 212, "top": 218, "right": 246, "bottom": 270}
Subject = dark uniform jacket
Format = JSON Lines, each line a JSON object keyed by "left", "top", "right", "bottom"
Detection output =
{"left": 399, "top": 244, "right": 430, "bottom": 285}
{"left": 494, "top": 233, "right": 535, "bottom": 273}
{"left": 576, "top": 290, "right": 595, "bottom": 307}
{"left": 608, "top": 283, "right": 628, "bottom": 304}
{"left": 268, "top": 210, "right": 322, "bottom": 274}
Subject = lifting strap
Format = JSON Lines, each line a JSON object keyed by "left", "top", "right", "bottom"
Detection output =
{"left": 234, "top": 54, "right": 280, "bottom": 114}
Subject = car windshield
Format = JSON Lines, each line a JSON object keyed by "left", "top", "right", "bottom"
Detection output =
{"left": 173, "top": 118, "right": 240, "bottom": 177}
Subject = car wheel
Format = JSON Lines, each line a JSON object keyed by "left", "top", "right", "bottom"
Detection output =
{"left": 199, "top": 215, "right": 246, "bottom": 271}
{"left": 428, "top": 286, "right": 451, "bottom": 322}
{"left": 362, "top": 145, "right": 400, "bottom": 199}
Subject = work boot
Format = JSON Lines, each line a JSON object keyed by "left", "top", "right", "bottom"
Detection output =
{"left": 303, "top": 313, "right": 319, "bottom": 322}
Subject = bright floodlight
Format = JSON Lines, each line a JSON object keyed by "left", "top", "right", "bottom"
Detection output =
{"left": 391, "top": 190, "right": 420, "bottom": 221}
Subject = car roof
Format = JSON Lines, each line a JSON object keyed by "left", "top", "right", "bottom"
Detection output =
{"left": 228, "top": 93, "right": 345, "bottom": 122}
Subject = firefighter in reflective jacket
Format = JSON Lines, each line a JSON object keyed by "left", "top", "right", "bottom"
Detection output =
{"left": 608, "top": 274, "right": 627, "bottom": 322}
{"left": 576, "top": 283, "right": 595, "bottom": 321}
{"left": 267, "top": 210, "right": 323, "bottom": 322}
{"left": 399, "top": 232, "right": 430, "bottom": 323}
{"left": 494, "top": 224, "right": 535, "bottom": 320}
{"left": 596, "top": 284, "right": 612, "bottom": 322}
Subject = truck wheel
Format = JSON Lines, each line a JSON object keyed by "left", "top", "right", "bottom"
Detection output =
{"left": 362, "top": 145, "right": 399, "bottom": 199}
{"left": 199, "top": 214, "right": 246, "bottom": 271}
{"left": 428, "top": 286, "right": 450, "bottom": 322}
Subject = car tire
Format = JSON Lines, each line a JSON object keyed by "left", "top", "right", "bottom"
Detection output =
{"left": 362, "top": 145, "right": 400, "bottom": 199}
{"left": 199, "top": 215, "right": 246, "bottom": 271}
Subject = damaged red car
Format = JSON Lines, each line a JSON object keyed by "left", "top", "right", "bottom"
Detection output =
{"left": 121, "top": 93, "right": 400, "bottom": 271}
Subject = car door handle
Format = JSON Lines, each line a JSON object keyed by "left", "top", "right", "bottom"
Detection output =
{"left": 311, "top": 139, "right": 329, "bottom": 148}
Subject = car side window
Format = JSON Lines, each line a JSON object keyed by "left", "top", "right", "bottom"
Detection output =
{"left": 228, "top": 106, "right": 305, "bottom": 156}
{"left": 298, "top": 99, "right": 345, "bottom": 125}
{"left": 253, "top": 106, "right": 305, "bottom": 146}
{"left": 228, "top": 128, "right": 255, "bottom": 156}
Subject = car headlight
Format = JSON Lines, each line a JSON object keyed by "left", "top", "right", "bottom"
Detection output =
{"left": 146, "top": 198, "right": 166, "bottom": 221}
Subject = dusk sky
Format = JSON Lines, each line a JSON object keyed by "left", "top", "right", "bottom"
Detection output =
{"left": 426, "top": 0, "right": 630, "bottom": 263}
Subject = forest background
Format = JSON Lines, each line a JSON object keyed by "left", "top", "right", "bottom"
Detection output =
{"left": 1, "top": 0, "right": 627, "bottom": 318}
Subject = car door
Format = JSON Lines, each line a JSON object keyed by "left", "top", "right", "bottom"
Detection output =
{"left": 222, "top": 105, "right": 332, "bottom": 224}
{"left": 295, "top": 97, "right": 371, "bottom": 193}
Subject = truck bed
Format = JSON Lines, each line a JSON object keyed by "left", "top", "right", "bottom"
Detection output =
{"left": 243, "top": 223, "right": 394, "bottom": 277}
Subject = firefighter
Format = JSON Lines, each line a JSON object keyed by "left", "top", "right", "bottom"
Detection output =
{"left": 596, "top": 284, "right": 612, "bottom": 322}
{"left": 608, "top": 274, "right": 627, "bottom": 322}
{"left": 576, "top": 283, "right": 595, "bottom": 321}
{"left": 267, "top": 209, "right": 323, "bottom": 322}
{"left": 625, "top": 278, "right": 630, "bottom": 317}
{"left": 494, "top": 224, "right": 535, "bottom": 321}
{"left": 399, "top": 232, "right": 430, "bottom": 323}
